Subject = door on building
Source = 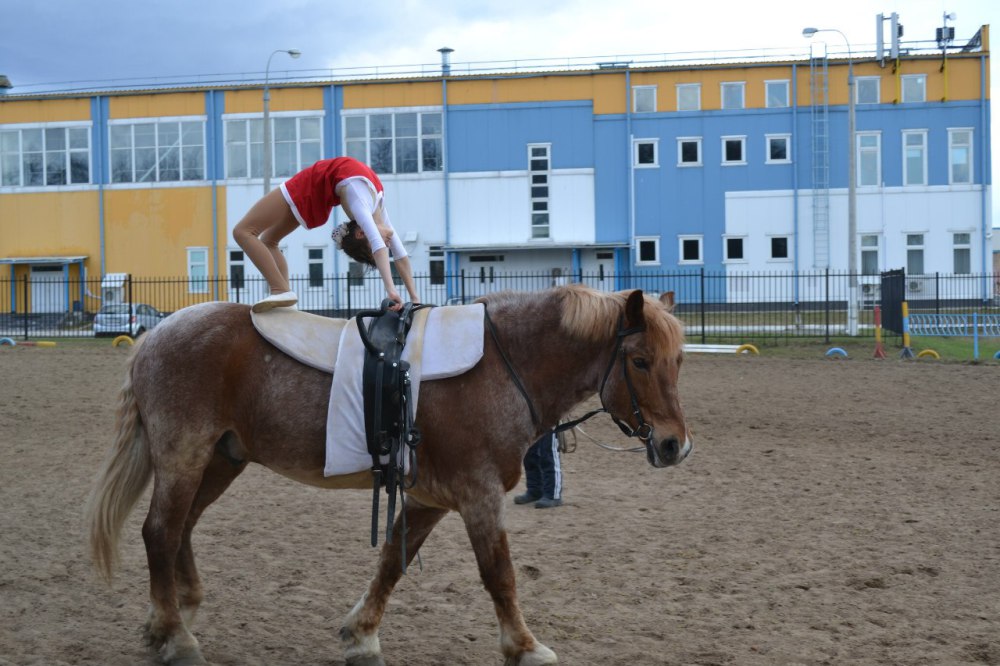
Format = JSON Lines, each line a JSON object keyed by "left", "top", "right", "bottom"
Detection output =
{"left": 30, "top": 266, "right": 67, "bottom": 313}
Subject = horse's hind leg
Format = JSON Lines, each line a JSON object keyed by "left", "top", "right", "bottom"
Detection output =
{"left": 142, "top": 438, "right": 216, "bottom": 666}
{"left": 341, "top": 500, "right": 447, "bottom": 666}
{"left": 176, "top": 448, "right": 247, "bottom": 627}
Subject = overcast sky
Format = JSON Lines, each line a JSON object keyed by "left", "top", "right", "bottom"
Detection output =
{"left": 1, "top": 0, "right": 997, "bottom": 228}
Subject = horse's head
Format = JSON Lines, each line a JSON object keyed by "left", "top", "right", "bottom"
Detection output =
{"left": 600, "top": 289, "right": 691, "bottom": 468}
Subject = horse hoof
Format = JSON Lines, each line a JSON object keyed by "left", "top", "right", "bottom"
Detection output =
{"left": 506, "top": 643, "right": 559, "bottom": 666}
{"left": 345, "top": 655, "right": 386, "bottom": 666}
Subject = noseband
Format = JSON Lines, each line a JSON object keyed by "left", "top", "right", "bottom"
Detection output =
{"left": 484, "top": 307, "right": 652, "bottom": 444}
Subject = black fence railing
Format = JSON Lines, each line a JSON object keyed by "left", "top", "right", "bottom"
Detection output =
{"left": 1, "top": 269, "right": 997, "bottom": 344}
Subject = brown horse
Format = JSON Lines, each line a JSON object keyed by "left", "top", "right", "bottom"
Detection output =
{"left": 86, "top": 285, "right": 691, "bottom": 666}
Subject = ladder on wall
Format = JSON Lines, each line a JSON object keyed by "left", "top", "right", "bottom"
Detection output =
{"left": 808, "top": 53, "right": 830, "bottom": 269}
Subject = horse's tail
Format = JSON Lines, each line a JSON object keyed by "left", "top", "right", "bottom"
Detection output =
{"left": 85, "top": 339, "right": 152, "bottom": 584}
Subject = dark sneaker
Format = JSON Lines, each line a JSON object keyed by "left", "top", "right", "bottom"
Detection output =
{"left": 534, "top": 497, "right": 563, "bottom": 509}
{"left": 513, "top": 492, "right": 541, "bottom": 505}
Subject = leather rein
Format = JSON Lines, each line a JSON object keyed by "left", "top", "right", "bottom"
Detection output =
{"left": 483, "top": 306, "right": 654, "bottom": 445}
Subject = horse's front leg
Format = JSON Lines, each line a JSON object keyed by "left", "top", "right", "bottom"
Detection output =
{"left": 461, "top": 494, "right": 558, "bottom": 666}
{"left": 341, "top": 499, "right": 447, "bottom": 666}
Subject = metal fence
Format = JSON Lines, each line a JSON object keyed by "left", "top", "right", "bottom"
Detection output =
{"left": 2, "top": 269, "right": 997, "bottom": 343}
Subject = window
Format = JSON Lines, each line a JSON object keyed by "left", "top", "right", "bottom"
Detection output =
{"left": 635, "top": 237, "right": 660, "bottom": 266}
{"left": 228, "top": 249, "right": 245, "bottom": 290}
{"left": 903, "top": 130, "right": 927, "bottom": 186}
{"left": 770, "top": 236, "right": 790, "bottom": 260}
{"left": 948, "top": 129, "right": 973, "bottom": 184}
{"left": 0, "top": 124, "right": 91, "bottom": 187}
{"left": 856, "top": 77, "right": 880, "bottom": 104}
{"left": 225, "top": 115, "right": 321, "bottom": 179}
{"left": 678, "top": 235, "right": 703, "bottom": 264}
{"left": 722, "top": 136, "right": 746, "bottom": 165}
{"left": 766, "top": 134, "right": 791, "bottom": 164}
{"left": 906, "top": 234, "right": 925, "bottom": 275}
{"left": 953, "top": 232, "right": 971, "bottom": 274}
{"left": 721, "top": 82, "right": 745, "bottom": 110}
{"left": 724, "top": 237, "right": 745, "bottom": 262}
{"left": 187, "top": 247, "right": 209, "bottom": 294}
{"left": 861, "top": 235, "right": 880, "bottom": 275}
{"left": 633, "top": 139, "right": 658, "bottom": 167}
{"left": 677, "top": 137, "right": 702, "bottom": 166}
{"left": 429, "top": 245, "right": 445, "bottom": 285}
{"left": 632, "top": 85, "right": 656, "bottom": 113}
{"left": 307, "top": 247, "right": 324, "bottom": 288}
{"left": 342, "top": 111, "right": 443, "bottom": 174}
{"left": 765, "top": 80, "right": 789, "bottom": 108}
{"left": 528, "top": 144, "right": 550, "bottom": 239}
{"left": 347, "top": 262, "right": 365, "bottom": 287}
{"left": 858, "top": 132, "right": 881, "bottom": 187}
{"left": 676, "top": 84, "right": 701, "bottom": 111}
{"left": 901, "top": 75, "right": 926, "bottom": 103}
{"left": 111, "top": 118, "right": 205, "bottom": 183}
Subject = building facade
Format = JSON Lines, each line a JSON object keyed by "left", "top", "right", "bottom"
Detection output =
{"left": 0, "top": 24, "right": 992, "bottom": 313}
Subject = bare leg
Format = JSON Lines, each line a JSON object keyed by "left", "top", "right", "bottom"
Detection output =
{"left": 341, "top": 500, "right": 448, "bottom": 666}
{"left": 233, "top": 188, "right": 299, "bottom": 294}
{"left": 461, "top": 497, "right": 557, "bottom": 666}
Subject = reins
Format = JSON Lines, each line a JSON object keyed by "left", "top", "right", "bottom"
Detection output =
{"left": 484, "top": 304, "right": 653, "bottom": 444}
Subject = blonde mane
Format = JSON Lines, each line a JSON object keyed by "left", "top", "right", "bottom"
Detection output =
{"left": 557, "top": 284, "right": 684, "bottom": 354}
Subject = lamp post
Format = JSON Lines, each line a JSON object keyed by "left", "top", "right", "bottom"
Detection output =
{"left": 263, "top": 49, "right": 301, "bottom": 195}
{"left": 803, "top": 27, "right": 858, "bottom": 335}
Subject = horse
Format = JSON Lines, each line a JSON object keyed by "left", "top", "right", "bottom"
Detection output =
{"left": 85, "top": 284, "right": 692, "bottom": 666}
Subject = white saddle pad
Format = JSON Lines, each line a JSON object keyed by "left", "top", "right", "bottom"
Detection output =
{"left": 251, "top": 304, "right": 485, "bottom": 477}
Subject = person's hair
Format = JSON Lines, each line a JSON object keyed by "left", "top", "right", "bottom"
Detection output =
{"left": 336, "top": 220, "right": 375, "bottom": 267}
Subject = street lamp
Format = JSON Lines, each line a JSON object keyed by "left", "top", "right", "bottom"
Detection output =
{"left": 263, "top": 48, "right": 301, "bottom": 195}
{"left": 803, "top": 27, "right": 858, "bottom": 335}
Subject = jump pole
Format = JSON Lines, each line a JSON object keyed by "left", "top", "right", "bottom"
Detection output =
{"left": 899, "top": 301, "right": 915, "bottom": 359}
{"left": 873, "top": 305, "right": 887, "bottom": 359}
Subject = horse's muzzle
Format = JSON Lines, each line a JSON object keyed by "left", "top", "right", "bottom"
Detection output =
{"left": 645, "top": 433, "right": 692, "bottom": 468}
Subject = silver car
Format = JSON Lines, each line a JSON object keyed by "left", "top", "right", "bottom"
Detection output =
{"left": 93, "top": 303, "right": 165, "bottom": 337}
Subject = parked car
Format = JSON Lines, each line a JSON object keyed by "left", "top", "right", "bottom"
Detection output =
{"left": 93, "top": 303, "right": 165, "bottom": 337}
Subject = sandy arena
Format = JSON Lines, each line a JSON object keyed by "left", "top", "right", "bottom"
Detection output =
{"left": 0, "top": 345, "right": 997, "bottom": 665}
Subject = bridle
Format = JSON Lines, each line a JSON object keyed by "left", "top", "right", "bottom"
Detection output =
{"left": 483, "top": 307, "right": 654, "bottom": 445}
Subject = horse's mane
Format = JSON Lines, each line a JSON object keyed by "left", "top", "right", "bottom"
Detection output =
{"left": 479, "top": 285, "right": 683, "bottom": 355}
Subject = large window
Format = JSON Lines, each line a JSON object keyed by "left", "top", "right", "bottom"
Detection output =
{"left": 766, "top": 134, "right": 790, "bottom": 164}
{"left": 676, "top": 84, "right": 701, "bottom": 111}
{"left": 343, "top": 110, "right": 443, "bottom": 174}
{"left": 633, "top": 139, "right": 658, "bottom": 167}
{"left": 906, "top": 234, "right": 925, "bottom": 275}
{"left": 111, "top": 119, "right": 205, "bottom": 184}
{"left": 861, "top": 235, "right": 880, "bottom": 275}
{"left": 0, "top": 124, "right": 90, "bottom": 187}
{"left": 677, "top": 137, "right": 702, "bottom": 166}
{"left": 528, "top": 144, "right": 550, "bottom": 239}
{"left": 227, "top": 249, "right": 245, "bottom": 290}
{"left": 856, "top": 77, "right": 881, "bottom": 104}
{"left": 857, "top": 132, "right": 881, "bottom": 187}
{"left": 307, "top": 247, "right": 324, "bottom": 288}
{"left": 903, "top": 130, "right": 927, "bottom": 186}
{"left": 948, "top": 128, "right": 973, "bottom": 185}
{"left": 635, "top": 237, "right": 660, "bottom": 266}
{"left": 429, "top": 245, "right": 445, "bottom": 285}
{"left": 187, "top": 247, "right": 209, "bottom": 294}
{"left": 225, "top": 115, "right": 321, "bottom": 179}
{"left": 901, "top": 75, "right": 926, "bottom": 103}
{"left": 721, "top": 82, "right": 745, "bottom": 110}
{"left": 722, "top": 136, "right": 746, "bottom": 165}
{"left": 765, "top": 80, "right": 789, "bottom": 108}
{"left": 632, "top": 86, "right": 656, "bottom": 113}
{"left": 953, "top": 233, "right": 971, "bottom": 274}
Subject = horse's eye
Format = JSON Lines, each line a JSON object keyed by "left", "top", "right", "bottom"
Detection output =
{"left": 632, "top": 357, "right": 650, "bottom": 370}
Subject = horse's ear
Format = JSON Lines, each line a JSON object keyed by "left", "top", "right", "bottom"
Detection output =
{"left": 660, "top": 291, "right": 676, "bottom": 313}
{"left": 624, "top": 289, "right": 646, "bottom": 330}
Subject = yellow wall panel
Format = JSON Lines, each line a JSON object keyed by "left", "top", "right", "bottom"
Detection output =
{"left": 0, "top": 98, "right": 91, "bottom": 123}
{"left": 0, "top": 191, "right": 101, "bottom": 258}
{"left": 592, "top": 74, "right": 627, "bottom": 115}
{"left": 103, "top": 188, "right": 215, "bottom": 276}
{"left": 226, "top": 87, "right": 324, "bottom": 113}
{"left": 342, "top": 81, "right": 441, "bottom": 109}
{"left": 109, "top": 92, "right": 205, "bottom": 118}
